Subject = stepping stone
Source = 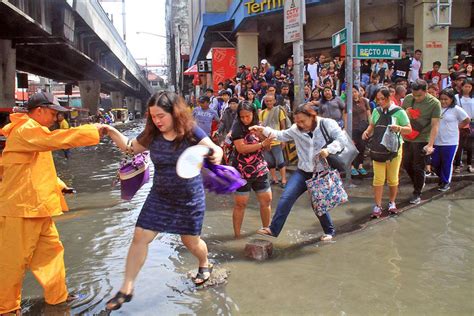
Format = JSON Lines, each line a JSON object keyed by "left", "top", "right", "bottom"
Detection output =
{"left": 187, "top": 266, "right": 230, "bottom": 289}
{"left": 244, "top": 239, "right": 273, "bottom": 261}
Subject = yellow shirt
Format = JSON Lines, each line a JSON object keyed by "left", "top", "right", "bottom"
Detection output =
{"left": 59, "top": 119, "right": 70, "bottom": 129}
{"left": 259, "top": 108, "right": 287, "bottom": 146}
{"left": 0, "top": 113, "right": 100, "bottom": 218}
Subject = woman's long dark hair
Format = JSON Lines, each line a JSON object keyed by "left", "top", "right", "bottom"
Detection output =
{"left": 137, "top": 91, "right": 195, "bottom": 148}
{"left": 439, "top": 88, "right": 457, "bottom": 108}
{"left": 236, "top": 100, "right": 259, "bottom": 133}
{"left": 461, "top": 79, "right": 473, "bottom": 98}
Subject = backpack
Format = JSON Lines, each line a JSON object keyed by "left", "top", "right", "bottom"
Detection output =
{"left": 368, "top": 107, "right": 401, "bottom": 162}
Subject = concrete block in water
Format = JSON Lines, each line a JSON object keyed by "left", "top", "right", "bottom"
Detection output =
{"left": 245, "top": 239, "right": 273, "bottom": 260}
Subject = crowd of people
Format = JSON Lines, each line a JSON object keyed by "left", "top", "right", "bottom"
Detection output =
{"left": 0, "top": 49, "right": 472, "bottom": 313}
{"left": 188, "top": 50, "right": 473, "bottom": 220}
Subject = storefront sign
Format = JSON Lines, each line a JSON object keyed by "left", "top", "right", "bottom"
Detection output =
{"left": 332, "top": 28, "right": 347, "bottom": 48}
{"left": 354, "top": 43, "right": 402, "bottom": 59}
{"left": 244, "top": 0, "right": 284, "bottom": 15}
{"left": 284, "top": 0, "right": 302, "bottom": 43}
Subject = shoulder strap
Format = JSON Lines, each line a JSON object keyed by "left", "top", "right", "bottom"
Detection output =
{"left": 319, "top": 119, "right": 330, "bottom": 144}
{"left": 388, "top": 107, "right": 402, "bottom": 115}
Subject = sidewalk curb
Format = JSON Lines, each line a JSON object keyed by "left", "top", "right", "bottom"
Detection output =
{"left": 335, "top": 180, "right": 473, "bottom": 238}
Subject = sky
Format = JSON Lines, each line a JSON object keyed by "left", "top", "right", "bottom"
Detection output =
{"left": 100, "top": 0, "right": 168, "bottom": 72}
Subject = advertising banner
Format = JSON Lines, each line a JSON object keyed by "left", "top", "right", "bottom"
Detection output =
{"left": 211, "top": 48, "right": 237, "bottom": 93}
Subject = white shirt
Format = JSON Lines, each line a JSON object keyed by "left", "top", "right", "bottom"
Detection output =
{"left": 263, "top": 117, "right": 344, "bottom": 172}
{"left": 434, "top": 105, "right": 469, "bottom": 146}
{"left": 306, "top": 63, "right": 318, "bottom": 88}
{"left": 455, "top": 95, "right": 474, "bottom": 119}
{"left": 410, "top": 59, "right": 421, "bottom": 82}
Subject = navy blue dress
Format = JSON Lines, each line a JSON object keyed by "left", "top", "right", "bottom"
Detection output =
{"left": 136, "top": 127, "right": 207, "bottom": 235}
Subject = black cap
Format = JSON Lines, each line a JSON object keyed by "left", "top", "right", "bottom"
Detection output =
{"left": 229, "top": 97, "right": 239, "bottom": 104}
{"left": 219, "top": 90, "right": 231, "bottom": 96}
{"left": 27, "top": 92, "right": 68, "bottom": 112}
{"left": 199, "top": 96, "right": 210, "bottom": 103}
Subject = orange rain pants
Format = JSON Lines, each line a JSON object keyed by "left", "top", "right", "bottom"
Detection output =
{"left": 0, "top": 217, "right": 68, "bottom": 313}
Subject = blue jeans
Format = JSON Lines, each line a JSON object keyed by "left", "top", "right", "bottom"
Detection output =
{"left": 269, "top": 169, "right": 336, "bottom": 237}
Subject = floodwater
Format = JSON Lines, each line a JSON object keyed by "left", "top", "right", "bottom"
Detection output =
{"left": 21, "top": 121, "right": 473, "bottom": 315}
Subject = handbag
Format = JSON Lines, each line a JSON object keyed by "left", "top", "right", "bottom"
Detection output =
{"left": 305, "top": 158, "right": 348, "bottom": 216}
{"left": 117, "top": 152, "right": 150, "bottom": 200}
{"left": 320, "top": 119, "right": 359, "bottom": 172}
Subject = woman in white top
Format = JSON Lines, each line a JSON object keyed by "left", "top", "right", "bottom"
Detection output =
{"left": 251, "top": 103, "right": 345, "bottom": 241}
{"left": 432, "top": 88, "right": 470, "bottom": 191}
{"left": 454, "top": 79, "right": 473, "bottom": 173}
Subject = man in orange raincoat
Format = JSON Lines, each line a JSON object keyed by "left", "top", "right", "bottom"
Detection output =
{"left": 0, "top": 92, "right": 103, "bottom": 315}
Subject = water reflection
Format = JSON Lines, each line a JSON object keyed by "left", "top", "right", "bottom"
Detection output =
{"left": 20, "top": 121, "right": 473, "bottom": 315}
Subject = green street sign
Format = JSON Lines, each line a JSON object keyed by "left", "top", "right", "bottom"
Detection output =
{"left": 354, "top": 43, "right": 403, "bottom": 59}
{"left": 332, "top": 28, "right": 347, "bottom": 48}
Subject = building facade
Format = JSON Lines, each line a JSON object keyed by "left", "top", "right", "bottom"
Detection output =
{"left": 166, "top": 0, "right": 192, "bottom": 94}
{"left": 188, "top": 0, "right": 473, "bottom": 79}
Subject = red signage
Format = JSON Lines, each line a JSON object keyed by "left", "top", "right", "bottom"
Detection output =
{"left": 425, "top": 41, "right": 443, "bottom": 48}
{"left": 211, "top": 48, "right": 237, "bottom": 93}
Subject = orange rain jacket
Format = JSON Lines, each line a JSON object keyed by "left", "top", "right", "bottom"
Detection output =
{"left": 0, "top": 113, "right": 100, "bottom": 218}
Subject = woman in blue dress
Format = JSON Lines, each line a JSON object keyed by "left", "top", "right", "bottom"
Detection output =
{"left": 102, "top": 91, "right": 223, "bottom": 310}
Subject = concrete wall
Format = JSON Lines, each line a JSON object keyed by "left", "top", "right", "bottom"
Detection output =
{"left": 407, "top": 0, "right": 471, "bottom": 27}
{"left": 205, "top": 0, "right": 228, "bottom": 13}
{"left": 304, "top": 1, "right": 400, "bottom": 41}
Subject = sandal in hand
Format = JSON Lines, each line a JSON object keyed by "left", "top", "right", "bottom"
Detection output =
{"left": 106, "top": 291, "right": 133, "bottom": 311}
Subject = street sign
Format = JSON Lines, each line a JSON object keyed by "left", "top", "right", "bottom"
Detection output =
{"left": 354, "top": 43, "right": 403, "bottom": 59}
{"left": 332, "top": 28, "right": 347, "bottom": 48}
{"left": 284, "top": 0, "right": 302, "bottom": 43}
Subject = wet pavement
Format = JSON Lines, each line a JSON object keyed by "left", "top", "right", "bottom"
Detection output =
{"left": 20, "top": 121, "right": 474, "bottom": 315}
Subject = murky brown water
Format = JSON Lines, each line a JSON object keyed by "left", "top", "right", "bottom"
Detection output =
{"left": 20, "top": 121, "right": 473, "bottom": 315}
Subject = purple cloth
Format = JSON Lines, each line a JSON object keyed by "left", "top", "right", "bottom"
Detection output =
{"left": 202, "top": 160, "right": 246, "bottom": 194}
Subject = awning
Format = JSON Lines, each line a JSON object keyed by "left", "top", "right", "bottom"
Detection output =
{"left": 183, "top": 64, "right": 198, "bottom": 76}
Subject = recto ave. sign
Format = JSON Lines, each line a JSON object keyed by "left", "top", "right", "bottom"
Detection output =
{"left": 354, "top": 43, "right": 403, "bottom": 59}
{"left": 284, "top": 0, "right": 302, "bottom": 43}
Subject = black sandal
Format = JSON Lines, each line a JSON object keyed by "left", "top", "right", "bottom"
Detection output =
{"left": 193, "top": 263, "right": 214, "bottom": 286}
{"left": 105, "top": 291, "right": 133, "bottom": 311}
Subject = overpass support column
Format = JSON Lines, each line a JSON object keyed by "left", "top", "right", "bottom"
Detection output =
{"left": 110, "top": 91, "right": 124, "bottom": 109}
{"left": 413, "top": 0, "right": 450, "bottom": 73}
{"left": 79, "top": 80, "right": 101, "bottom": 115}
{"left": 134, "top": 99, "right": 143, "bottom": 116}
{"left": 125, "top": 96, "right": 135, "bottom": 114}
{"left": 0, "top": 40, "right": 16, "bottom": 108}
{"left": 236, "top": 32, "right": 259, "bottom": 69}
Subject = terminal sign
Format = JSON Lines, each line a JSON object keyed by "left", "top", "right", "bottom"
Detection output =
{"left": 354, "top": 43, "right": 403, "bottom": 59}
{"left": 284, "top": 0, "right": 302, "bottom": 43}
{"left": 244, "top": 0, "right": 284, "bottom": 15}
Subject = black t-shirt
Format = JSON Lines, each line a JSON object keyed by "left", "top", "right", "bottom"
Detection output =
{"left": 230, "top": 121, "right": 267, "bottom": 179}
{"left": 392, "top": 57, "right": 411, "bottom": 79}
{"left": 361, "top": 62, "right": 372, "bottom": 75}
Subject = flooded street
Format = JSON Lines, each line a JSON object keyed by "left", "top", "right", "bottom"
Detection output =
{"left": 21, "top": 121, "right": 473, "bottom": 315}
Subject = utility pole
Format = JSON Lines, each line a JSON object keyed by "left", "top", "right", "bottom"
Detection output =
{"left": 353, "top": 0, "right": 360, "bottom": 90}
{"left": 344, "top": 0, "right": 353, "bottom": 183}
{"left": 289, "top": 0, "right": 305, "bottom": 107}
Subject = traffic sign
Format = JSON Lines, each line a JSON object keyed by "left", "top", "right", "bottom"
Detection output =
{"left": 332, "top": 28, "right": 347, "bottom": 48}
{"left": 284, "top": 0, "right": 303, "bottom": 43}
{"left": 354, "top": 43, "right": 403, "bottom": 59}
